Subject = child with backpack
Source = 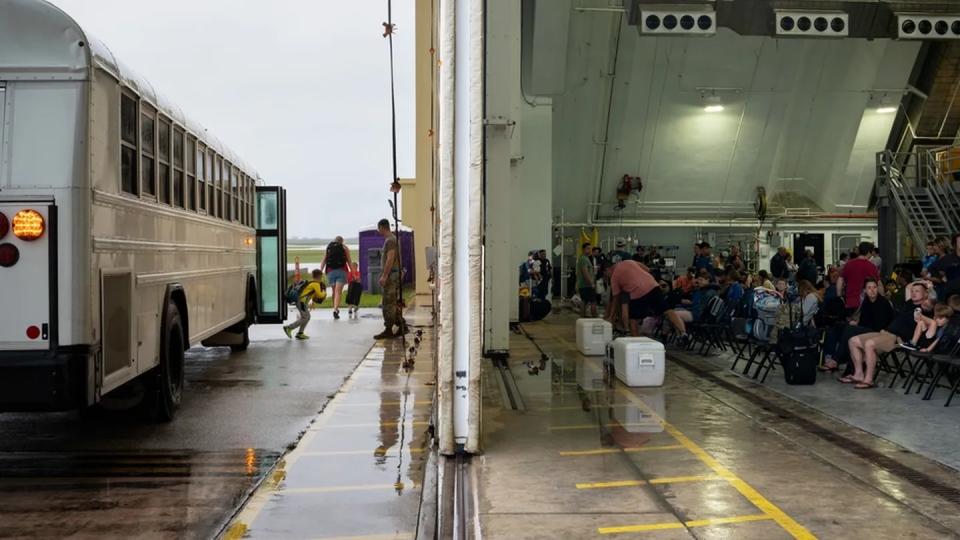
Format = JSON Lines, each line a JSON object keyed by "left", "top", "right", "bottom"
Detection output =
{"left": 283, "top": 269, "right": 326, "bottom": 340}
{"left": 346, "top": 262, "right": 362, "bottom": 317}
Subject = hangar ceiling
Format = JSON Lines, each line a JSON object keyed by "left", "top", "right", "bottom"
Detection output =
{"left": 531, "top": 3, "right": 925, "bottom": 223}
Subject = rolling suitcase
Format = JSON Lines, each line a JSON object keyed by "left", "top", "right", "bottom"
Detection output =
{"left": 346, "top": 281, "right": 363, "bottom": 306}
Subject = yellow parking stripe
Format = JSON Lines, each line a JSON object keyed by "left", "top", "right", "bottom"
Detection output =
{"left": 612, "top": 386, "right": 816, "bottom": 539}
{"left": 559, "top": 444, "right": 684, "bottom": 457}
{"left": 577, "top": 475, "right": 721, "bottom": 489}
{"left": 599, "top": 513, "right": 773, "bottom": 534}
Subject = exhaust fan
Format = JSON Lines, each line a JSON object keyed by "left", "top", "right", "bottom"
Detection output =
{"left": 898, "top": 15, "right": 960, "bottom": 40}
{"left": 641, "top": 9, "right": 716, "bottom": 36}
{"left": 776, "top": 11, "right": 848, "bottom": 37}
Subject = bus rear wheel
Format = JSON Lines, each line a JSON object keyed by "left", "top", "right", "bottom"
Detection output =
{"left": 143, "top": 301, "right": 185, "bottom": 422}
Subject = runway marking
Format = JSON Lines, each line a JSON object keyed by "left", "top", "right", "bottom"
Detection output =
{"left": 576, "top": 475, "right": 721, "bottom": 489}
{"left": 281, "top": 482, "right": 420, "bottom": 495}
{"left": 560, "top": 444, "right": 684, "bottom": 457}
{"left": 598, "top": 513, "right": 773, "bottom": 534}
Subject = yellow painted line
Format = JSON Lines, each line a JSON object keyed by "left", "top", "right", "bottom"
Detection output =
{"left": 612, "top": 385, "right": 816, "bottom": 539}
{"left": 599, "top": 513, "right": 772, "bottom": 534}
{"left": 549, "top": 422, "right": 661, "bottom": 431}
{"left": 300, "top": 448, "right": 425, "bottom": 457}
{"left": 319, "top": 421, "right": 430, "bottom": 429}
{"left": 559, "top": 444, "right": 684, "bottom": 457}
{"left": 576, "top": 475, "right": 720, "bottom": 489}
{"left": 282, "top": 482, "right": 420, "bottom": 495}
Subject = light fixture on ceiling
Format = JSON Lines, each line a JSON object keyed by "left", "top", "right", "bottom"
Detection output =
{"left": 871, "top": 91, "right": 900, "bottom": 114}
{"left": 776, "top": 10, "right": 849, "bottom": 38}
{"left": 641, "top": 8, "right": 716, "bottom": 36}
{"left": 897, "top": 14, "right": 960, "bottom": 40}
{"left": 701, "top": 91, "right": 724, "bottom": 113}
{"left": 876, "top": 106, "right": 898, "bottom": 114}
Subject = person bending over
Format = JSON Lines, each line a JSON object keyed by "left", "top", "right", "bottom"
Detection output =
{"left": 607, "top": 260, "right": 686, "bottom": 338}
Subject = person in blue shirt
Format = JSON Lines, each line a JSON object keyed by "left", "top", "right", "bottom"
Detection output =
{"left": 721, "top": 270, "right": 745, "bottom": 305}
{"left": 922, "top": 241, "right": 939, "bottom": 276}
{"left": 694, "top": 242, "right": 715, "bottom": 276}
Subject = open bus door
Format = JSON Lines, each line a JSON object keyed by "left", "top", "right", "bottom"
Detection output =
{"left": 255, "top": 186, "right": 287, "bottom": 324}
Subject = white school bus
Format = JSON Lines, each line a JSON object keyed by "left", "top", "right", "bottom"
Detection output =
{"left": 0, "top": 0, "right": 288, "bottom": 420}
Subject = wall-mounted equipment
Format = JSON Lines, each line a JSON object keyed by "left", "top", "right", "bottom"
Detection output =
{"left": 776, "top": 11, "right": 848, "bottom": 38}
{"left": 640, "top": 8, "right": 716, "bottom": 36}
{"left": 897, "top": 14, "right": 960, "bottom": 40}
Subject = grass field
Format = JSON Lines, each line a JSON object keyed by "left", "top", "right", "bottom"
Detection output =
{"left": 287, "top": 249, "right": 325, "bottom": 264}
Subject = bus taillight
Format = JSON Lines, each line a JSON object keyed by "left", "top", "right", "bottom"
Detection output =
{"left": 0, "top": 243, "right": 18, "bottom": 267}
{"left": 12, "top": 209, "right": 44, "bottom": 241}
{"left": 0, "top": 212, "right": 8, "bottom": 239}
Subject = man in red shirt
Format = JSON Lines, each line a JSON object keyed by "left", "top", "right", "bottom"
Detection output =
{"left": 607, "top": 260, "right": 687, "bottom": 337}
{"left": 836, "top": 242, "right": 881, "bottom": 315}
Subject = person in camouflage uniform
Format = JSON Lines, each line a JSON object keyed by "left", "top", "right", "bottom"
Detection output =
{"left": 375, "top": 219, "right": 405, "bottom": 339}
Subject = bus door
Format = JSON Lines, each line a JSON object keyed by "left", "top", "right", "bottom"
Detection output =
{"left": 255, "top": 186, "right": 287, "bottom": 324}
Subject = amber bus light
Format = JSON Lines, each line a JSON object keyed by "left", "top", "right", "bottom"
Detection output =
{"left": 12, "top": 209, "right": 45, "bottom": 241}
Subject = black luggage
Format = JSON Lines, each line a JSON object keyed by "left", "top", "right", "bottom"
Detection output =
{"left": 780, "top": 345, "right": 819, "bottom": 385}
{"left": 346, "top": 281, "right": 363, "bottom": 306}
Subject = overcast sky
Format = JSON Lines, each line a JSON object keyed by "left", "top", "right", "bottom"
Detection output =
{"left": 49, "top": 0, "right": 415, "bottom": 239}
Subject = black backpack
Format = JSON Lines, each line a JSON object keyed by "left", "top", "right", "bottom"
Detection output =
{"left": 326, "top": 242, "right": 347, "bottom": 269}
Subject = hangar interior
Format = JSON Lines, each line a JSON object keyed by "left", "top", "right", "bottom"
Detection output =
{"left": 484, "top": 0, "right": 960, "bottom": 324}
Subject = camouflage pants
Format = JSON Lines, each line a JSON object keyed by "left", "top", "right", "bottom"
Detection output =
{"left": 382, "top": 274, "right": 402, "bottom": 330}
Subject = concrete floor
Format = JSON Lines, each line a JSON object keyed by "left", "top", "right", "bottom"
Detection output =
{"left": 225, "top": 306, "right": 435, "bottom": 540}
{"left": 0, "top": 308, "right": 385, "bottom": 539}
{"left": 477, "top": 315, "right": 960, "bottom": 539}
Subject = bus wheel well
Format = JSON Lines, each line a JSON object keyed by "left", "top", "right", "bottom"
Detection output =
{"left": 164, "top": 285, "right": 189, "bottom": 349}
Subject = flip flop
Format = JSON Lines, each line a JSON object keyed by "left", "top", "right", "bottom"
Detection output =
{"left": 854, "top": 381, "right": 876, "bottom": 389}
{"left": 838, "top": 376, "right": 861, "bottom": 384}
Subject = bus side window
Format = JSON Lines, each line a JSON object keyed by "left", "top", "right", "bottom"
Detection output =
{"left": 208, "top": 151, "right": 216, "bottom": 217}
{"left": 197, "top": 144, "right": 207, "bottom": 213}
{"left": 141, "top": 106, "right": 157, "bottom": 197}
{"left": 158, "top": 119, "right": 172, "bottom": 205}
{"left": 173, "top": 128, "right": 185, "bottom": 208}
{"left": 120, "top": 94, "right": 139, "bottom": 195}
{"left": 185, "top": 136, "right": 196, "bottom": 211}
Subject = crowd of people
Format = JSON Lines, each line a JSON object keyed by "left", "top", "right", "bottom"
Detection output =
{"left": 571, "top": 234, "right": 960, "bottom": 390}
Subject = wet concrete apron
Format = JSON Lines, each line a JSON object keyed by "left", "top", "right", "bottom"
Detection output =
{"left": 478, "top": 316, "right": 960, "bottom": 539}
{"left": 0, "top": 310, "right": 383, "bottom": 539}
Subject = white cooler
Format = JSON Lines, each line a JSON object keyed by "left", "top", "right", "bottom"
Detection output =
{"left": 606, "top": 337, "right": 665, "bottom": 387}
{"left": 576, "top": 318, "right": 613, "bottom": 356}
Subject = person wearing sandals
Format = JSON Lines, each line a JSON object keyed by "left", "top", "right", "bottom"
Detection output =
{"left": 821, "top": 278, "right": 894, "bottom": 373}
{"left": 843, "top": 282, "right": 932, "bottom": 389}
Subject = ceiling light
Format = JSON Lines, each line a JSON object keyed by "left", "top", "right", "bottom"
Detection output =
{"left": 704, "top": 105, "right": 725, "bottom": 113}
{"left": 876, "top": 106, "right": 898, "bottom": 114}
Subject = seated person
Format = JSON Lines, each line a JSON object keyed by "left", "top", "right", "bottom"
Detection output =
{"left": 822, "top": 278, "right": 894, "bottom": 372}
{"left": 843, "top": 282, "right": 932, "bottom": 388}
{"left": 797, "top": 279, "right": 820, "bottom": 326}
{"left": 719, "top": 270, "right": 745, "bottom": 305}
{"left": 676, "top": 274, "right": 719, "bottom": 322}
{"left": 901, "top": 303, "right": 954, "bottom": 352}
{"left": 674, "top": 267, "right": 696, "bottom": 295}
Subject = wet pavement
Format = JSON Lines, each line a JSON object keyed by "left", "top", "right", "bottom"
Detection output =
{"left": 0, "top": 309, "right": 384, "bottom": 539}
{"left": 478, "top": 314, "right": 960, "bottom": 539}
{"left": 226, "top": 307, "right": 435, "bottom": 540}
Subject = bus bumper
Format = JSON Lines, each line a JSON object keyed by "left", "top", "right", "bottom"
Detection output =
{"left": 0, "top": 346, "right": 91, "bottom": 412}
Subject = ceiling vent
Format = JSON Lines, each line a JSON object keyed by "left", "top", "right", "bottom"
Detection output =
{"left": 640, "top": 9, "right": 716, "bottom": 36}
{"left": 776, "top": 11, "right": 849, "bottom": 38}
{"left": 897, "top": 14, "right": 960, "bottom": 40}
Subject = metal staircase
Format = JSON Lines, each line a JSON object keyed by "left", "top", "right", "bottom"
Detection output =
{"left": 877, "top": 148, "right": 960, "bottom": 250}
